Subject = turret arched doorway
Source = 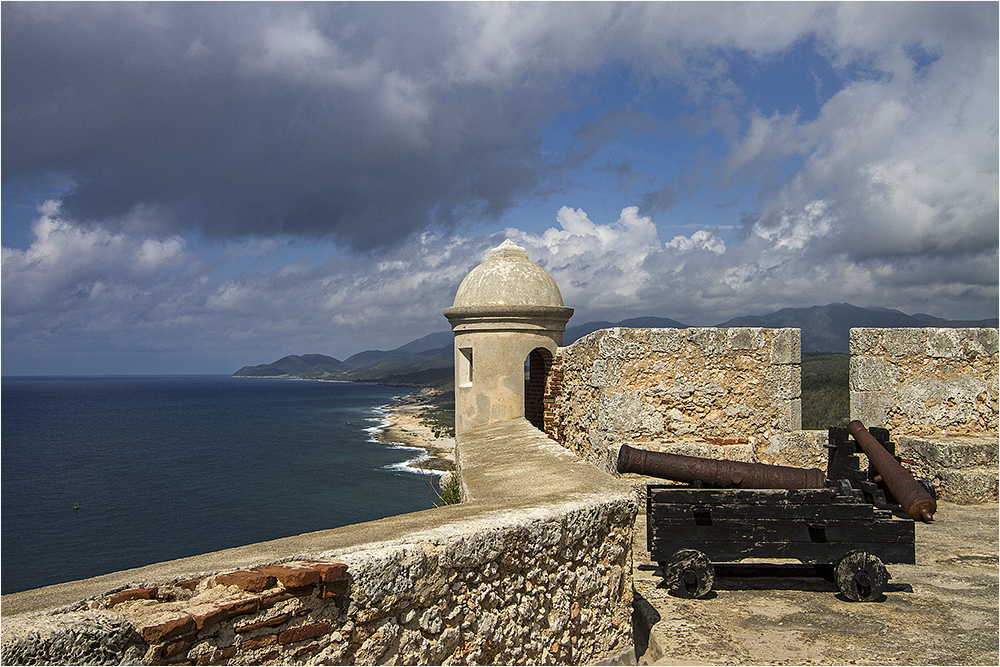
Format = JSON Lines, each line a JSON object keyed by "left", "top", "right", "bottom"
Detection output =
{"left": 524, "top": 347, "right": 553, "bottom": 431}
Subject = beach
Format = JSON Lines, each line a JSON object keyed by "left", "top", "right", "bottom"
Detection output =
{"left": 376, "top": 390, "right": 456, "bottom": 473}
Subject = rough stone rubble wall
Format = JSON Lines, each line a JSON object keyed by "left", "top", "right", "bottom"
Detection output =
{"left": 547, "top": 327, "right": 803, "bottom": 470}
{"left": 850, "top": 327, "right": 998, "bottom": 436}
{"left": 850, "top": 327, "right": 998, "bottom": 503}
{"left": 2, "top": 459, "right": 635, "bottom": 666}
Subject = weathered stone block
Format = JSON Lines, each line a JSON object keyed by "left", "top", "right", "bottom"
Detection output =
{"left": 882, "top": 328, "right": 925, "bottom": 357}
{"left": 648, "top": 328, "right": 683, "bottom": 354}
{"left": 686, "top": 328, "right": 727, "bottom": 354}
{"left": 727, "top": 327, "right": 766, "bottom": 351}
{"left": 770, "top": 328, "right": 801, "bottom": 365}
{"left": 926, "top": 328, "right": 963, "bottom": 358}
{"left": 971, "top": 327, "right": 999, "bottom": 355}
{"left": 850, "top": 328, "right": 881, "bottom": 355}
{"left": 767, "top": 364, "right": 801, "bottom": 400}
{"left": 597, "top": 391, "right": 663, "bottom": 434}
{"left": 936, "top": 468, "right": 999, "bottom": 504}
{"left": 850, "top": 356, "right": 898, "bottom": 391}
{"left": 850, "top": 390, "right": 888, "bottom": 426}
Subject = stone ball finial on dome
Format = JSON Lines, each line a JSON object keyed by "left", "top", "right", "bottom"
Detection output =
{"left": 489, "top": 238, "right": 530, "bottom": 260}
{"left": 450, "top": 239, "right": 565, "bottom": 308}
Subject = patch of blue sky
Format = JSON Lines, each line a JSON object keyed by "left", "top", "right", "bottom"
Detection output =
{"left": 726, "top": 35, "right": 865, "bottom": 122}
{"left": 903, "top": 43, "right": 942, "bottom": 76}
{"left": 1, "top": 176, "right": 78, "bottom": 250}
{"left": 525, "top": 68, "right": 741, "bottom": 234}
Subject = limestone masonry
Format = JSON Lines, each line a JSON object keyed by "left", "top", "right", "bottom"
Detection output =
{"left": 546, "top": 326, "right": 802, "bottom": 472}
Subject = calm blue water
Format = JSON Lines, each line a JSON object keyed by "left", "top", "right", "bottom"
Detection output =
{"left": 1, "top": 376, "right": 440, "bottom": 594}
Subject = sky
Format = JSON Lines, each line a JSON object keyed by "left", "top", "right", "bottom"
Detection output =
{"left": 2, "top": 2, "right": 997, "bottom": 376}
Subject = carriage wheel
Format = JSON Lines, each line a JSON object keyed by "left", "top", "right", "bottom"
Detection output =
{"left": 661, "top": 549, "right": 715, "bottom": 599}
{"left": 835, "top": 550, "right": 888, "bottom": 602}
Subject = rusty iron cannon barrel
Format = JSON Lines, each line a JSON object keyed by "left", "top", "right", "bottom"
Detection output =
{"left": 616, "top": 444, "right": 827, "bottom": 490}
{"left": 847, "top": 420, "right": 936, "bottom": 522}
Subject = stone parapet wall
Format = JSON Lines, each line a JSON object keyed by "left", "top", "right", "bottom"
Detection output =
{"left": 546, "top": 327, "right": 803, "bottom": 470}
{"left": 2, "top": 420, "right": 636, "bottom": 666}
{"left": 850, "top": 327, "right": 998, "bottom": 436}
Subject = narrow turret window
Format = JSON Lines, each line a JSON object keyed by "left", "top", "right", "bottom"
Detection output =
{"left": 459, "top": 347, "right": 473, "bottom": 387}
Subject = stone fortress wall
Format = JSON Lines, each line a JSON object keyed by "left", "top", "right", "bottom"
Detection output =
{"left": 544, "top": 326, "right": 804, "bottom": 473}
{"left": 543, "top": 325, "right": 998, "bottom": 503}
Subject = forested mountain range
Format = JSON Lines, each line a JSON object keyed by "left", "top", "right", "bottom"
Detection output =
{"left": 233, "top": 303, "right": 997, "bottom": 386}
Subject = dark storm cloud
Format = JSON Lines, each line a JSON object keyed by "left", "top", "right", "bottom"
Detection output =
{"left": 1, "top": 3, "right": 555, "bottom": 249}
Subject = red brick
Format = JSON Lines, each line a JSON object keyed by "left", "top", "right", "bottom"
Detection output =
{"left": 191, "top": 598, "right": 261, "bottom": 630}
{"left": 313, "top": 562, "right": 348, "bottom": 581}
{"left": 107, "top": 587, "right": 158, "bottom": 606}
{"left": 257, "top": 590, "right": 295, "bottom": 610}
{"left": 283, "top": 584, "right": 315, "bottom": 597}
{"left": 294, "top": 643, "right": 321, "bottom": 658}
{"left": 241, "top": 634, "right": 277, "bottom": 651}
{"left": 235, "top": 613, "right": 291, "bottom": 634}
{"left": 215, "top": 571, "right": 277, "bottom": 593}
{"left": 141, "top": 614, "right": 196, "bottom": 644}
{"left": 254, "top": 565, "right": 321, "bottom": 588}
{"left": 278, "top": 621, "right": 331, "bottom": 645}
{"left": 195, "top": 645, "right": 237, "bottom": 664}
{"left": 162, "top": 638, "right": 193, "bottom": 660}
{"left": 259, "top": 650, "right": 279, "bottom": 661}
{"left": 175, "top": 578, "right": 202, "bottom": 591}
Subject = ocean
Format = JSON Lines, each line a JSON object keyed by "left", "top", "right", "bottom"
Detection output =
{"left": 0, "top": 376, "right": 440, "bottom": 595}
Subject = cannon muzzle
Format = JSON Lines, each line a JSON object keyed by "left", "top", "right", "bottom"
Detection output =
{"left": 847, "top": 420, "right": 936, "bottom": 522}
{"left": 616, "top": 444, "right": 827, "bottom": 489}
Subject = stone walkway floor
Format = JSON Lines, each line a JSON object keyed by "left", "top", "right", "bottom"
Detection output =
{"left": 631, "top": 501, "right": 998, "bottom": 665}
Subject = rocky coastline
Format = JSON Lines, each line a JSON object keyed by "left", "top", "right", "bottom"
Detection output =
{"left": 375, "top": 390, "right": 455, "bottom": 474}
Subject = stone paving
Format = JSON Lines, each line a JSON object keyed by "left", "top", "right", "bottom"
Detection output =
{"left": 632, "top": 501, "right": 998, "bottom": 666}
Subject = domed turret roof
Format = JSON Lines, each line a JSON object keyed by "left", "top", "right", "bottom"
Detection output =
{"left": 452, "top": 240, "right": 565, "bottom": 308}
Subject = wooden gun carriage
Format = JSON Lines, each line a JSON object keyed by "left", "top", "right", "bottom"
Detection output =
{"left": 618, "top": 422, "right": 935, "bottom": 602}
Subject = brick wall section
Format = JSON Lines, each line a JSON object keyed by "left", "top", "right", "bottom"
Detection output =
{"left": 850, "top": 328, "right": 998, "bottom": 436}
{"left": 546, "top": 327, "right": 802, "bottom": 470}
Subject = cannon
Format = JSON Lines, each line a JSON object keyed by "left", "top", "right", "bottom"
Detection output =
{"left": 847, "top": 420, "right": 936, "bottom": 522}
{"left": 616, "top": 444, "right": 826, "bottom": 489}
{"left": 625, "top": 424, "right": 922, "bottom": 602}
